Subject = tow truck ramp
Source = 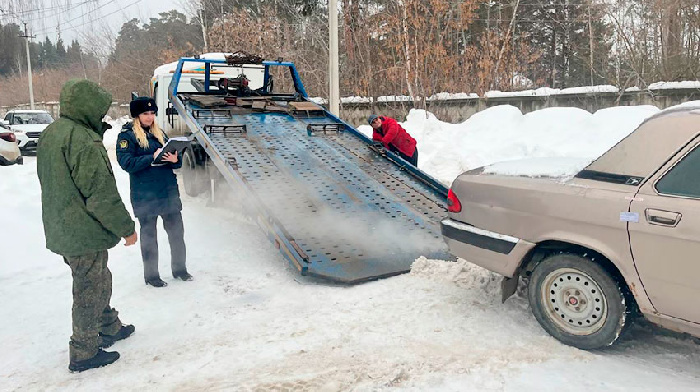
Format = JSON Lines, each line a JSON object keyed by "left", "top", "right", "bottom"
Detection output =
{"left": 169, "top": 58, "right": 452, "bottom": 283}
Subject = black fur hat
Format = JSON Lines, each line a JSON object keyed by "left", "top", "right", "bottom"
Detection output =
{"left": 130, "top": 96, "right": 158, "bottom": 118}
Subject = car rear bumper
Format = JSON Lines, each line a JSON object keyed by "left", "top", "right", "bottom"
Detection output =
{"left": 441, "top": 218, "right": 535, "bottom": 277}
{"left": 0, "top": 151, "right": 22, "bottom": 166}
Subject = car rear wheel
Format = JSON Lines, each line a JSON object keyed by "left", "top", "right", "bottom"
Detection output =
{"left": 528, "top": 253, "right": 629, "bottom": 349}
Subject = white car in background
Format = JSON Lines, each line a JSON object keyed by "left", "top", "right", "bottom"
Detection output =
{"left": 2, "top": 110, "right": 54, "bottom": 150}
{"left": 0, "top": 122, "right": 22, "bottom": 166}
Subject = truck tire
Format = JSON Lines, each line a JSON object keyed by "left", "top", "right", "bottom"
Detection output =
{"left": 181, "top": 147, "right": 206, "bottom": 197}
{"left": 528, "top": 253, "right": 629, "bottom": 350}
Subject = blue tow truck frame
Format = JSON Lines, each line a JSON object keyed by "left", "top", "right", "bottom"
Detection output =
{"left": 168, "top": 56, "right": 451, "bottom": 283}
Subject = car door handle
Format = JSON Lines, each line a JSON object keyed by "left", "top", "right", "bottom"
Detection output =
{"left": 645, "top": 209, "right": 681, "bottom": 227}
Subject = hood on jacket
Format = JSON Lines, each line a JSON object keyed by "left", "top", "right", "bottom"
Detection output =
{"left": 59, "top": 79, "right": 112, "bottom": 135}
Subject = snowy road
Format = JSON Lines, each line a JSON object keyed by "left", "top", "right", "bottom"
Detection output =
{"left": 1, "top": 157, "right": 699, "bottom": 391}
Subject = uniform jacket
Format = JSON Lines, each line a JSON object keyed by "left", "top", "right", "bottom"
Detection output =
{"left": 116, "top": 123, "right": 183, "bottom": 219}
{"left": 37, "top": 79, "right": 135, "bottom": 257}
{"left": 372, "top": 116, "right": 417, "bottom": 157}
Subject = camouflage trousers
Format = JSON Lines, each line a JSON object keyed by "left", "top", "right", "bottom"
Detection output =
{"left": 63, "top": 250, "right": 122, "bottom": 362}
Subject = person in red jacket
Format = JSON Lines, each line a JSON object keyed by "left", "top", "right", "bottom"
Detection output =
{"left": 368, "top": 114, "right": 418, "bottom": 166}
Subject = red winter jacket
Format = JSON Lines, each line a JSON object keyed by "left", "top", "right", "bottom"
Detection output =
{"left": 371, "top": 116, "right": 417, "bottom": 157}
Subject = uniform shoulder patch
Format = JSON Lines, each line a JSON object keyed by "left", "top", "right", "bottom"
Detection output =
{"left": 119, "top": 139, "right": 128, "bottom": 149}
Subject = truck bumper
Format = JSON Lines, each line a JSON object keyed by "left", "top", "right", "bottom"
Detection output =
{"left": 441, "top": 218, "right": 534, "bottom": 278}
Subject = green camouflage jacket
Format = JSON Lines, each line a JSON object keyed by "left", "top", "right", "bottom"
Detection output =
{"left": 37, "top": 79, "right": 135, "bottom": 257}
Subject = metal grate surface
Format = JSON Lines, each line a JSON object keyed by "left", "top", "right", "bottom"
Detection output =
{"left": 188, "top": 103, "right": 452, "bottom": 282}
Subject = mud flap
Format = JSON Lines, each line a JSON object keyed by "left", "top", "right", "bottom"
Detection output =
{"left": 501, "top": 276, "right": 519, "bottom": 303}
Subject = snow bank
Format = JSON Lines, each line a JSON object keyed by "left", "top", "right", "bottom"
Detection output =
{"left": 341, "top": 96, "right": 373, "bottom": 103}
{"left": 103, "top": 116, "right": 131, "bottom": 151}
{"left": 308, "top": 97, "right": 328, "bottom": 105}
{"left": 426, "top": 92, "right": 479, "bottom": 101}
{"left": 485, "top": 85, "right": 619, "bottom": 98}
{"left": 360, "top": 105, "right": 660, "bottom": 184}
{"left": 649, "top": 81, "right": 700, "bottom": 90}
{"left": 661, "top": 100, "right": 700, "bottom": 111}
{"left": 377, "top": 95, "right": 414, "bottom": 102}
{"left": 560, "top": 85, "right": 619, "bottom": 94}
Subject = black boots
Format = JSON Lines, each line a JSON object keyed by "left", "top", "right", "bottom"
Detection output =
{"left": 69, "top": 324, "right": 134, "bottom": 372}
{"left": 100, "top": 324, "right": 135, "bottom": 348}
{"left": 173, "top": 271, "right": 193, "bottom": 281}
{"left": 145, "top": 277, "right": 168, "bottom": 287}
{"left": 69, "top": 349, "right": 120, "bottom": 372}
{"left": 146, "top": 272, "right": 193, "bottom": 286}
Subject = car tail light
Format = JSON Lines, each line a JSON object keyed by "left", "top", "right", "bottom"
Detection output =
{"left": 0, "top": 132, "right": 16, "bottom": 143}
{"left": 447, "top": 189, "right": 462, "bottom": 213}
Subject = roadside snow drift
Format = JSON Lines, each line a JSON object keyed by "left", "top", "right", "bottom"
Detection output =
{"left": 358, "top": 105, "right": 663, "bottom": 184}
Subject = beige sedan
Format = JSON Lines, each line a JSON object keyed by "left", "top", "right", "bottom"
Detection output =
{"left": 442, "top": 106, "right": 700, "bottom": 349}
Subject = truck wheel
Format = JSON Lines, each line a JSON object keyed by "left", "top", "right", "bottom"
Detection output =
{"left": 528, "top": 253, "right": 629, "bottom": 350}
{"left": 181, "top": 147, "right": 205, "bottom": 197}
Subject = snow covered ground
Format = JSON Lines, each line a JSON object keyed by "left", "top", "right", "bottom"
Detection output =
{"left": 2, "top": 105, "right": 700, "bottom": 390}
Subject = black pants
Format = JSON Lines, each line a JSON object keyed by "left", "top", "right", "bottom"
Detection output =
{"left": 139, "top": 212, "right": 187, "bottom": 280}
{"left": 390, "top": 146, "right": 419, "bottom": 167}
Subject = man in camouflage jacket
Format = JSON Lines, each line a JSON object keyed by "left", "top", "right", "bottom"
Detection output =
{"left": 37, "top": 79, "right": 138, "bottom": 372}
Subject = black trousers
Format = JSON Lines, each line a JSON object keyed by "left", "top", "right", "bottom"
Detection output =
{"left": 390, "top": 146, "right": 419, "bottom": 167}
{"left": 138, "top": 212, "right": 187, "bottom": 280}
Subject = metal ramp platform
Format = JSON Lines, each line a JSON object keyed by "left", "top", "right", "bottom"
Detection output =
{"left": 192, "top": 107, "right": 450, "bottom": 282}
{"left": 168, "top": 58, "right": 452, "bottom": 283}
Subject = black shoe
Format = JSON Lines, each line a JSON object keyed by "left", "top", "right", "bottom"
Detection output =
{"left": 173, "top": 271, "right": 193, "bottom": 281}
{"left": 69, "top": 349, "right": 120, "bottom": 373}
{"left": 99, "top": 324, "right": 135, "bottom": 348}
{"left": 145, "top": 277, "right": 168, "bottom": 287}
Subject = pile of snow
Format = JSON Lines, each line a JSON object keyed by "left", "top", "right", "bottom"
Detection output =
{"left": 649, "top": 81, "right": 700, "bottom": 90}
{"left": 377, "top": 95, "right": 414, "bottom": 102}
{"left": 560, "top": 85, "right": 619, "bottom": 94}
{"left": 485, "top": 85, "right": 619, "bottom": 98}
{"left": 102, "top": 116, "right": 131, "bottom": 151}
{"left": 666, "top": 100, "right": 700, "bottom": 110}
{"left": 308, "top": 96, "right": 328, "bottom": 105}
{"left": 359, "top": 105, "right": 661, "bottom": 184}
{"left": 426, "top": 92, "right": 479, "bottom": 101}
{"left": 342, "top": 96, "right": 373, "bottom": 103}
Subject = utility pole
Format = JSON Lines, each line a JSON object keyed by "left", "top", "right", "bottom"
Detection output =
{"left": 19, "top": 23, "right": 35, "bottom": 110}
{"left": 328, "top": 0, "right": 340, "bottom": 116}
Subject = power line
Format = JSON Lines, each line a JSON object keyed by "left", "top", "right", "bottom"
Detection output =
{"left": 33, "top": 0, "right": 122, "bottom": 35}
{"left": 0, "top": 0, "right": 94, "bottom": 24}
{"left": 4, "top": 0, "right": 95, "bottom": 16}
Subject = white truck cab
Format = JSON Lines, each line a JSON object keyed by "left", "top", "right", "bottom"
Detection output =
{"left": 149, "top": 53, "right": 265, "bottom": 137}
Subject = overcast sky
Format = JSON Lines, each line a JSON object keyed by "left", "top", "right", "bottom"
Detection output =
{"left": 1, "top": 0, "right": 185, "bottom": 44}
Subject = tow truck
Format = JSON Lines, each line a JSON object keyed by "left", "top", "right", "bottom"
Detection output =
{"left": 164, "top": 53, "right": 452, "bottom": 283}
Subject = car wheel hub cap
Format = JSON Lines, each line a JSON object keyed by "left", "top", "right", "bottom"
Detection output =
{"left": 542, "top": 267, "right": 608, "bottom": 335}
